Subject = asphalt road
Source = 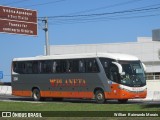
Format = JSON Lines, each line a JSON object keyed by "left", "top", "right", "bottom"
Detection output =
{"left": 0, "top": 94, "right": 33, "bottom": 102}
{"left": 0, "top": 94, "right": 160, "bottom": 104}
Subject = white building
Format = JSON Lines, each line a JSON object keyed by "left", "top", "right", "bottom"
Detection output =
{"left": 49, "top": 30, "right": 160, "bottom": 80}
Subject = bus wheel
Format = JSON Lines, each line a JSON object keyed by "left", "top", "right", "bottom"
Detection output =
{"left": 32, "top": 89, "right": 43, "bottom": 101}
{"left": 95, "top": 90, "right": 105, "bottom": 104}
{"left": 118, "top": 99, "right": 128, "bottom": 103}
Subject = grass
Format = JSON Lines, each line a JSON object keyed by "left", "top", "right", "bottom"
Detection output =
{"left": 0, "top": 100, "right": 160, "bottom": 120}
{"left": 0, "top": 100, "right": 160, "bottom": 111}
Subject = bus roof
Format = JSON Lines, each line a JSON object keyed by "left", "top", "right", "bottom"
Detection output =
{"left": 13, "top": 53, "right": 139, "bottom": 61}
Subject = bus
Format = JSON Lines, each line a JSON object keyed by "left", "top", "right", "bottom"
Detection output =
{"left": 11, "top": 53, "right": 147, "bottom": 103}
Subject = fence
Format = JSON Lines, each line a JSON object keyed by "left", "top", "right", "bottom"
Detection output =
{"left": 146, "top": 75, "right": 160, "bottom": 80}
{"left": 0, "top": 85, "right": 11, "bottom": 95}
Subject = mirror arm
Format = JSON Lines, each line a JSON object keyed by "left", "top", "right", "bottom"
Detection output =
{"left": 112, "top": 62, "right": 123, "bottom": 74}
{"left": 142, "top": 63, "right": 146, "bottom": 72}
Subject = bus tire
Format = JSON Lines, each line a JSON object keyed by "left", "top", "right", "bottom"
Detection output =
{"left": 32, "top": 89, "right": 43, "bottom": 101}
{"left": 118, "top": 99, "right": 128, "bottom": 103}
{"left": 95, "top": 90, "right": 105, "bottom": 104}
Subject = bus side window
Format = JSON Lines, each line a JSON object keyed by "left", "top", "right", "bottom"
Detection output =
{"left": 92, "top": 59, "right": 99, "bottom": 72}
{"left": 67, "top": 59, "right": 79, "bottom": 73}
{"left": 61, "top": 60, "right": 67, "bottom": 73}
{"left": 52, "top": 61, "right": 57, "bottom": 73}
{"left": 79, "top": 60, "right": 85, "bottom": 72}
{"left": 32, "top": 61, "right": 38, "bottom": 74}
{"left": 85, "top": 59, "right": 99, "bottom": 73}
{"left": 13, "top": 62, "right": 25, "bottom": 74}
{"left": 46, "top": 61, "right": 53, "bottom": 73}
{"left": 56, "top": 61, "right": 61, "bottom": 73}
{"left": 40, "top": 60, "right": 53, "bottom": 73}
{"left": 40, "top": 61, "right": 46, "bottom": 73}
{"left": 67, "top": 60, "right": 72, "bottom": 73}
{"left": 100, "top": 58, "right": 110, "bottom": 78}
{"left": 25, "top": 62, "right": 33, "bottom": 74}
{"left": 72, "top": 60, "right": 79, "bottom": 72}
{"left": 13, "top": 62, "right": 18, "bottom": 73}
{"left": 39, "top": 62, "right": 42, "bottom": 73}
{"left": 109, "top": 64, "right": 120, "bottom": 83}
{"left": 56, "top": 60, "right": 67, "bottom": 73}
{"left": 104, "top": 61, "right": 110, "bottom": 78}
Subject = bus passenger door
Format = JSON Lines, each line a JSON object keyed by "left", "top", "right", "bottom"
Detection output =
{"left": 107, "top": 63, "right": 121, "bottom": 99}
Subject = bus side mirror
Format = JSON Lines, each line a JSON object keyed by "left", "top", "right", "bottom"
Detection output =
{"left": 121, "top": 72, "right": 125, "bottom": 75}
{"left": 142, "top": 63, "right": 146, "bottom": 72}
{"left": 112, "top": 62, "right": 125, "bottom": 75}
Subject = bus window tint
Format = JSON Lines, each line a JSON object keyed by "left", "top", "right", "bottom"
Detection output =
{"left": 52, "top": 61, "right": 57, "bottom": 73}
{"left": 85, "top": 59, "right": 99, "bottom": 73}
{"left": 13, "top": 62, "right": 17, "bottom": 73}
{"left": 79, "top": 60, "right": 85, "bottom": 72}
{"left": 56, "top": 60, "right": 67, "bottom": 73}
{"left": 25, "top": 62, "right": 33, "bottom": 74}
{"left": 32, "top": 61, "right": 38, "bottom": 73}
{"left": 13, "top": 61, "right": 37, "bottom": 74}
{"left": 72, "top": 60, "right": 79, "bottom": 72}
{"left": 109, "top": 64, "right": 120, "bottom": 83}
{"left": 13, "top": 62, "right": 25, "bottom": 74}
{"left": 13, "top": 58, "right": 99, "bottom": 74}
{"left": 100, "top": 58, "right": 110, "bottom": 78}
{"left": 67, "top": 60, "right": 72, "bottom": 73}
{"left": 67, "top": 60, "right": 79, "bottom": 73}
{"left": 40, "top": 61, "right": 53, "bottom": 73}
{"left": 100, "top": 58, "right": 120, "bottom": 81}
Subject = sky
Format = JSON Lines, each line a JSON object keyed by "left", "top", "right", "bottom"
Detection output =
{"left": 0, "top": 0, "right": 160, "bottom": 82}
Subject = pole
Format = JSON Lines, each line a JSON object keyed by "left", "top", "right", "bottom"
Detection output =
{"left": 43, "top": 17, "right": 50, "bottom": 56}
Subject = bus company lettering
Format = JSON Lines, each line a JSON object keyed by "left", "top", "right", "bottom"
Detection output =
{"left": 50, "top": 79, "right": 86, "bottom": 87}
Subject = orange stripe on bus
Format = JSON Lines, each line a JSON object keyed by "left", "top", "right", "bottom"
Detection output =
{"left": 105, "top": 90, "right": 147, "bottom": 99}
{"left": 12, "top": 90, "right": 94, "bottom": 99}
{"left": 41, "top": 91, "right": 93, "bottom": 98}
{"left": 12, "top": 87, "right": 147, "bottom": 99}
{"left": 12, "top": 90, "right": 32, "bottom": 97}
{"left": 104, "top": 84, "right": 147, "bottom": 99}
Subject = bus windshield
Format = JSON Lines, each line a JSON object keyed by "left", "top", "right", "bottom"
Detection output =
{"left": 118, "top": 60, "right": 146, "bottom": 87}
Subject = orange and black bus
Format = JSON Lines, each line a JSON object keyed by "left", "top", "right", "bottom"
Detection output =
{"left": 11, "top": 53, "right": 147, "bottom": 103}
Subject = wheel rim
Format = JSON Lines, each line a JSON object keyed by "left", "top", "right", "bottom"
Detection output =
{"left": 97, "top": 93, "right": 103, "bottom": 100}
{"left": 34, "top": 93, "right": 38, "bottom": 99}
{"left": 33, "top": 91, "right": 39, "bottom": 100}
